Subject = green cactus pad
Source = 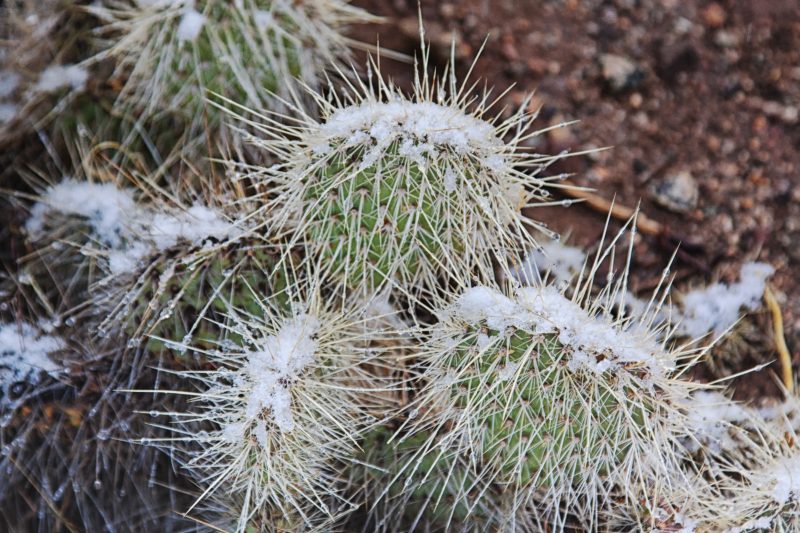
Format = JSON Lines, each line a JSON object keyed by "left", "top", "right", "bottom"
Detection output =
{"left": 304, "top": 154, "right": 446, "bottom": 290}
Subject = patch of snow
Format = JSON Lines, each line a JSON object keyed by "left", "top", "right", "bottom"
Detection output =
{"left": 763, "top": 455, "right": 800, "bottom": 505}
{"left": 25, "top": 179, "right": 137, "bottom": 247}
{"left": 0, "top": 103, "right": 18, "bottom": 124}
{"left": 26, "top": 179, "right": 239, "bottom": 275}
{"left": 681, "top": 391, "right": 749, "bottom": 453}
{"left": 453, "top": 286, "right": 518, "bottom": 333}
{"left": 147, "top": 205, "right": 237, "bottom": 251}
{"left": 107, "top": 241, "right": 152, "bottom": 275}
{"left": 176, "top": 9, "right": 206, "bottom": 42}
{"left": 0, "top": 71, "right": 21, "bottom": 98}
{"left": 674, "top": 512, "right": 698, "bottom": 533}
{"left": 452, "top": 285, "right": 672, "bottom": 379}
{"left": 137, "top": 0, "right": 185, "bottom": 8}
{"left": 312, "top": 101, "right": 508, "bottom": 173}
{"left": 443, "top": 167, "right": 457, "bottom": 192}
{"left": 678, "top": 262, "right": 774, "bottom": 338}
{"left": 497, "top": 361, "right": 521, "bottom": 382}
{"left": 0, "top": 322, "right": 63, "bottom": 403}
{"left": 753, "top": 400, "right": 800, "bottom": 434}
{"left": 513, "top": 240, "right": 586, "bottom": 285}
{"left": 34, "top": 64, "right": 88, "bottom": 93}
{"left": 224, "top": 314, "right": 320, "bottom": 439}
{"left": 254, "top": 9, "right": 274, "bottom": 29}
{"left": 723, "top": 516, "right": 773, "bottom": 533}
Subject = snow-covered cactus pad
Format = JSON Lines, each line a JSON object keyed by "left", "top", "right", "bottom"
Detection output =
{"left": 400, "top": 278, "right": 698, "bottom": 525}
{"left": 22, "top": 176, "right": 271, "bottom": 351}
{"left": 160, "top": 283, "right": 400, "bottom": 530}
{"left": 257, "top": 47, "right": 562, "bottom": 294}
{"left": 92, "top": 0, "right": 376, "bottom": 124}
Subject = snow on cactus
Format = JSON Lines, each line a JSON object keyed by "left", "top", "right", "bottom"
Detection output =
{"left": 396, "top": 258, "right": 701, "bottom": 527}
{"left": 157, "top": 280, "right": 401, "bottom": 530}
{"left": 0, "top": 322, "right": 63, "bottom": 407}
{"left": 252, "top": 43, "right": 567, "bottom": 296}
{"left": 21, "top": 176, "right": 276, "bottom": 352}
{"left": 661, "top": 408, "right": 800, "bottom": 532}
{"left": 91, "top": 0, "right": 377, "bottom": 125}
{"left": 347, "top": 426, "right": 511, "bottom": 532}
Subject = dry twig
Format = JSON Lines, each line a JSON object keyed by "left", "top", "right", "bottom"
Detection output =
{"left": 764, "top": 285, "right": 793, "bottom": 394}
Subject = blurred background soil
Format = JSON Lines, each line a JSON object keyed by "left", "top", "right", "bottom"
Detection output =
{"left": 350, "top": 0, "right": 800, "bottom": 401}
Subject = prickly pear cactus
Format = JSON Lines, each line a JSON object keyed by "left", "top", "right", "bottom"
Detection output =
{"left": 255, "top": 56, "right": 564, "bottom": 295}
{"left": 402, "top": 283, "right": 695, "bottom": 524}
{"left": 92, "top": 0, "right": 376, "bottom": 123}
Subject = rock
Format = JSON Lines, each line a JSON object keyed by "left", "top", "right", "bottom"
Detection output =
{"left": 650, "top": 171, "right": 699, "bottom": 213}
{"left": 714, "top": 30, "right": 739, "bottom": 48}
{"left": 656, "top": 43, "right": 699, "bottom": 84}
{"left": 599, "top": 54, "right": 644, "bottom": 93}
{"left": 701, "top": 3, "right": 727, "bottom": 28}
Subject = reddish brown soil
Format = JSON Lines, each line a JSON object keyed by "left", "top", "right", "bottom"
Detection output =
{"left": 350, "top": 0, "right": 800, "bottom": 401}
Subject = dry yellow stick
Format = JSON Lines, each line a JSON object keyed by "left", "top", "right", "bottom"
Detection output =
{"left": 764, "top": 285, "right": 794, "bottom": 394}
{"left": 560, "top": 180, "right": 663, "bottom": 236}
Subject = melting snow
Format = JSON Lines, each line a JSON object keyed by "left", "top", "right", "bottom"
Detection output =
{"left": 312, "top": 101, "right": 508, "bottom": 172}
{"left": 0, "top": 322, "right": 62, "bottom": 403}
{"left": 222, "top": 314, "right": 320, "bottom": 441}
{"left": 678, "top": 262, "right": 774, "bottom": 338}
{"left": 452, "top": 285, "right": 671, "bottom": 378}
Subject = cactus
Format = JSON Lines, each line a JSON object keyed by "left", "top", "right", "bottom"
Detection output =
{"left": 2, "top": 3, "right": 792, "bottom": 531}
{"left": 20, "top": 170, "right": 283, "bottom": 352}
{"left": 398, "top": 262, "right": 700, "bottom": 526}
{"left": 91, "top": 0, "right": 377, "bottom": 129}
{"left": 157, "top": 274, "right": 401, "bottom": 530}
{"left": 347, "top": 427, "right": 508, "bottom": 532}
{"left": 251, "top": 45, "right": 567, "bottom": 296}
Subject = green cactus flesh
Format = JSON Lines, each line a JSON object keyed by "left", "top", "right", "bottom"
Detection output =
{"left": 443, "top": 327, "right": 645, "bottom": 488}
{"left": 305, "top": 154, "right": 453, "bottom": 289}
{"left": 159, "top": 1, "right": 303, "bottom": 117}
{"left": 129, "top": 241, "right": 288, "bottom": 354}
{"left": 355, "top": 428, "right": 484, "bottom": 527}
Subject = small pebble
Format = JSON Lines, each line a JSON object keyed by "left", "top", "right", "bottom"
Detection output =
{"left": 599, "top": 54, "right": 643, "bottom": 93}
{"left": 701, "top": 3, "right": 727, "bottom": 28}
{"left": 650, "top": 171, "right": 699, "bottom": 213}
